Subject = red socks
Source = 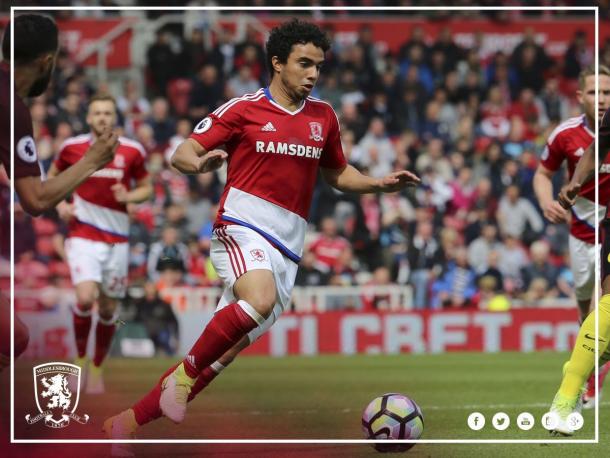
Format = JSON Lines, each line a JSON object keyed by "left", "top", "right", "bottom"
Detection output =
{"left": 182, "top": 302, "right": 258, "bottom": 378}
{"left": 132, "top": 364, "right": 220, "bottom": 425}
{"left": 72, "top": 305, "right": 92, "bottom": 358}
{"left": 93, "top": 316, "right": 116, "bottom": 367}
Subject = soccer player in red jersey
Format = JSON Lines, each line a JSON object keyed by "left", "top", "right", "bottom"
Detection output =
{"left": 47, "top": 94, "right": 152, "bottom": 393}
{"left": 533, "top": 65, "right": 610, "bottom": 408}
{"left": 104, "top": 19, "right": 420, "bottom": 446}
{"left": 0, "top": 14, "right": 117, "bottom": 372}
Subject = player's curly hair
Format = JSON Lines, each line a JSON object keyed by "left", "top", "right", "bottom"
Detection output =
{"left": 265, "top": 18, "right": 330, "bottom": 79}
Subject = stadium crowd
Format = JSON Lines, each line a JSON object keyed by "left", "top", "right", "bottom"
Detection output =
{"left": 3, "top": 13, "right": 600, "bottom": 318}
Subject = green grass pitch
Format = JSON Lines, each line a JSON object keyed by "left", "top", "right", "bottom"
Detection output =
{"left": 8, "top": 352, "right": 610, "bottom": 457}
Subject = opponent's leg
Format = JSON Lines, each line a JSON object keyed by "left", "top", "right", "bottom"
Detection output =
{"left": 550, "top": 294, "right": 610, "bottom": 435}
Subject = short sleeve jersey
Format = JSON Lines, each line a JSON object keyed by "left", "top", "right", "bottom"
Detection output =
{"left": 541, "top": 114, "right": 610, "bottom": 244}
{"left": 54, "top": 134, "right": 148, "bottom": 243}
{"left": 189, "top": 88, "right": 346, "bottom": 262}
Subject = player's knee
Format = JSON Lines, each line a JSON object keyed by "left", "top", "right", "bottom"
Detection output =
{"left": 75, "top": 292, "right": 96, "bottom": 308}
{"left": 14, "top": 318, "right": 29, "bottom": 358}
{"left": 243, "top": 293, "right": 275, "bottom": 319}
{"left": 97, "top": 300, "right": 117, "bottom": 321}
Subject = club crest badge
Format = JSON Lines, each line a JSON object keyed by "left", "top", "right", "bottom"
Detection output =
{"left": 309, "top": 122, "right": 324, "bottom": 142}
{"left": 25, "top": 362, "right": 89, "bottom": 428}
{"left": 250, "top": 248, "right": 266, "bottom": 262}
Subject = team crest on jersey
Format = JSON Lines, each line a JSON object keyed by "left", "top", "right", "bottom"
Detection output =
{"left": 17, "top": 135, "right": 37, "bottom": 163}
{"left": 309, "top": 122, "right": 324, "bottom": 142}
{"left": 25, "top": 362, "right": 89, "bottom": 429}
{"left": 250, "top": 249, "right": 266, "bottom": 262}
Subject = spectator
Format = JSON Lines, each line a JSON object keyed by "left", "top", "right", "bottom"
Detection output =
{"left": 308, "top": 217, "right": 351, "bottom": 274}
{"left": 407, "top": 220, "right": 443, "bottom": 309}
{"left": 147, "top": 225, "right": 189, "bottom": 282}
{"left": 431, "top": 246, "right": 477, "bottom": 309}
{"left": 497, "top": 184, "right": 544, "bottom": 243}
{"left": 133, "top": 281, "right": 179, "bottom": 355}
{"left": 295, "top": 251, "right": 331, "bottom": 287}
{"left": 226, "top": 65, "right": 260, "bottom": 98}
{"left": 189, "top": 64, "right": 224, "bottom": 123}
{"left": 147, "top": 29, "right": 177, "bottom": 96}
{"left": 468, "top": 222, "right": 503, "bottom": 275}
{"left": 520, "top": 240, "right": 559, "bottom": 291}
{"left": 146, "top": 97, "right": 176, "bottom": 147}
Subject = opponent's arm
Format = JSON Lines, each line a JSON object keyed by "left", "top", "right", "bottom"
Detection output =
{"left": 15, "top": 130, "right": 118, "bottom": 216}
{"left": 533, "top": 164, "right": 567, "bottom": 223}
{"left": 321, "top": 164, "right": 420, "bottom": 194}
{"left": 171, "top": 138, "right": 227, "bottom": 175}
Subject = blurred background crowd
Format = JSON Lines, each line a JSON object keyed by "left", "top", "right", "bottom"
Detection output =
{"left": 0, "top": 4, "right": 604, "bottom": 339}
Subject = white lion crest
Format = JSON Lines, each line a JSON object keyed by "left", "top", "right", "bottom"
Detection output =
{"left": 40, "top": 374, "right": 72, "bottom": 410}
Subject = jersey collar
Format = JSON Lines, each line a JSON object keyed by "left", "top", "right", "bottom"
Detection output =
{"left": 264, "top": 86, "right": 307, "bottom": 116}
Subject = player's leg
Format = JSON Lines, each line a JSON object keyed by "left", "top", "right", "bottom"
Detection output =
{"left": 568, "top": 235, "right": 605, "bottom": 408}
{"left": 0, "top": 293, "right": 29, "bottom": 371}
{"left": 550, "top": 223, "right": 610, "bottom": 434}
{"left": 65, "top": 238, "right": 104, "bottom": 369}
{"left": 159, "top": 226, "right": 274, "bottom": 423}
{"left": 72, "top": 280, "right": 98, "bottom": 366}
{"left": 88, "top": 242, "right": 128, "bottom": 394}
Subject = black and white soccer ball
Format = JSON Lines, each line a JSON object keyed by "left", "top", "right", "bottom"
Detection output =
{"left": 361, "top": 393, "right": 424, "bottom": 452}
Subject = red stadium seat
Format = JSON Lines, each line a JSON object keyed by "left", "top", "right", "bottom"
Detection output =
{"left": 167, "top": 78, "right": 193, "bottom": 117}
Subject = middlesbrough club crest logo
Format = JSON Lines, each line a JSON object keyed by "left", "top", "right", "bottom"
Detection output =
{"left": 25, "top": 363, "right": 89, "bottom": 428}
{"left": 309, "top": 122, "right": 324, "bottom": 142}
{"left": 250, "top": 249, "right": 266, "bottom": 262}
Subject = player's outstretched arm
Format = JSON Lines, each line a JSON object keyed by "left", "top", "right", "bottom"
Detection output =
{"left": 321, "top": 164, "right": 420, "bottom": 194}
{"left": 171, "top": 138, "right": 227, "bottom": 175}
{"left": 15, "top": 129, "right": 118, "bottom": 216}
{"left": 533, "top": 164, "right": 568, "bottom": 223}
{"left": 557, "top": 144, "right": 594, "bottom": 210}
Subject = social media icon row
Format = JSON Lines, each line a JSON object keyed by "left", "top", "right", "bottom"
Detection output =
{"left": 467, "top": 411, "right": 584, "bottom": 431}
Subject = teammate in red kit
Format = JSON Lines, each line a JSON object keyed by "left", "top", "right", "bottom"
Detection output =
{"left": 47, "top": 94, "right": 152, "bottom": 393}
{"left": 0, "top": 14, "right": 117, "bottom": 371}
{"left": 104, "top": 19, "right": 420, "bottom": 448}
{"left": 533, "top": 64, "right": 610, "bottom": 408}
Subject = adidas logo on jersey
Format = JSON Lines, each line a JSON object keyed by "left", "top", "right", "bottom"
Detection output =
{"left": 261, "top": 122, "right": 276, "bottom": 132}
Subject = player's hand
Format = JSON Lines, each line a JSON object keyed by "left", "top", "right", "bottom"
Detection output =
{"left": 378, "top": 170, "right": 421, "bottom": 192}
{"left": 56, "top": 200, "right": 75, "bottom": 223}
{"left": 111, "top": 182, "right": 129, "bottom": 203}
{"left": 557, "top": 182, "right": 582, "bottom": 210}
{"left": 542, "top": 200, "right": 568, "bottom": 223}
{"left": 197, "top": 149, "right": 227, "bottom": 173}
{"left": 86, "top": 128, "right": 119, "bottom": 170}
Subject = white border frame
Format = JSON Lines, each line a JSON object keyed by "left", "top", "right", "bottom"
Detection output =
{"left": 10, "top": 4, "right": 599, "bottom": 446}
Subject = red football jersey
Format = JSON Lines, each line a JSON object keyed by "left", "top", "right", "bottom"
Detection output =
{"left": 189, "top": 88, "right": 347, "bottom": 262}
{"left": 541, "top": 114, "right": 610, "bottom": 244}
{"left": 54, "top": 134, "right": 148, "bottom": 243}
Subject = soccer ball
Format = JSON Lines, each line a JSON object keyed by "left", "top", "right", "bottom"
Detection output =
{"left": 361, "top": 393, "right": 424, "bottom": 453}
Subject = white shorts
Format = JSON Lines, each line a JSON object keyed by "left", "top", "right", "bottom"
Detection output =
{"left": 64, "top": 237, "right": 129, "bottom": 299}
{"left": 569, "top": 234, "right": 597, "bottom": 302}
{"left": 211, "top": 225, "right": 299, "bottom": 343}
